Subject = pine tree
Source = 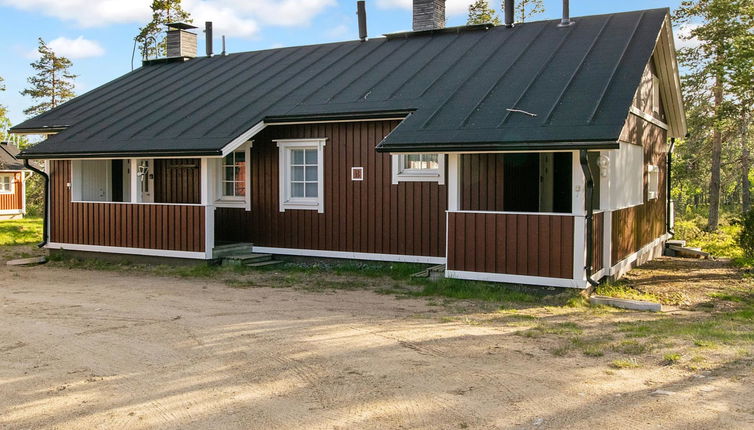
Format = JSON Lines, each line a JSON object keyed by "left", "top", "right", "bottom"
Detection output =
{"left": 516, "top": 0, "right": 545, "bottom": 23}
{"left": 135, "top": 0, "right": 192, "bottom": 60}
{"left": 0, "top": 76, "right": 10, "bottom": 141}
{"left": 467, "top": 0, "right": 501, "bottom": 25}
{"left": 20, "top": 38, "right": 77, "bottom": 117}
{"left": 675, "top": 0, "right": 754, "bottom": 230}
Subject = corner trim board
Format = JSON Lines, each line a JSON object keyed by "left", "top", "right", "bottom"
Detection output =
{"left": 46, "top": 242, "right": 207, "bottom": 260}
{"left": 252, "top": 246, "right": 446, "bottom": 265}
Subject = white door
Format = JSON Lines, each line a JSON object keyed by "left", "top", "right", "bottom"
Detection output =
{"left": 138, "top": 159, "right": 154, "bottom": 203}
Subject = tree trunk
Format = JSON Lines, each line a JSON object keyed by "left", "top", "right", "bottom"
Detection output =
{"left": 707, "top": 73, "right": 723, "bottom": 231}
{"left": 743, "top": 115, "right": 752, "bottom": 213}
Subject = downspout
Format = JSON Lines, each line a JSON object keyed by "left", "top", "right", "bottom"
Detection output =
{"left": 579, "top": 150, "right": 599, "bottom": 287}
{"left": 23, "top": 159, "right": 49, "bottom": 248}
{"left": 667, "top": 138, "right": 675, "bottom": 236}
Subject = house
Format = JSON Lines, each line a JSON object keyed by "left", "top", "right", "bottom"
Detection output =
{"left": 0, "top": 142, "right": 29, "bottom": 220}
{"left": 12, "top": 1, "right": 686, "bottom": 288}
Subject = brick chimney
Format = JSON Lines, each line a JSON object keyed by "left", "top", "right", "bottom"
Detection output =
{"left": 166, "top": 22, "right": 198, "bottom": 58}
{"left": 413, "top": 0, "right": 445, "bottom": 31}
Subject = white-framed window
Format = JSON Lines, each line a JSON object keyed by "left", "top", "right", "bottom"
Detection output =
{"left": 221, "top": 150, "right": 246, "bottom": 199}
{"left": 647, "top": 164, "right": 660, "bottom": 200}
{"left": 0, "top": 174, "right": 13, "bottom": 194}
{"left": 276, "top": 138, "right": 326, "bottom": 213}
{"left": 391, "top": 153, "right": 445, "bottom": 184}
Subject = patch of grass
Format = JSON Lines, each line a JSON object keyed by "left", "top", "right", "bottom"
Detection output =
{"left": 256, "top": 260, "right": 427, "bottom": 280}
{"left": 610, "top": 358, "right": 641, "bottom": 369}
{"left": 693, "top": 339, "right": 718, "bottom": 348}
{"left": 613, "top": 339, "right": 650, "bottom": 355}
{"left": 518, "top": 322, "right": 583, "bottom": 338}
{"left": 0, "top": 218, "right": 43, "bottom": 246}
{"left": 617, "top": 313, "right": 754, "bottom": 344}
{"left": 595, "top": 281, "right": 660, "bottom": 303}
{"left": 570, "top": 336, "right": 613, "bottom": 357}
{"left": 662, "top": 353, "right": 682, "bottom": 365}
{"left": 408, "top": 278, "right": 543, "bottom": 303}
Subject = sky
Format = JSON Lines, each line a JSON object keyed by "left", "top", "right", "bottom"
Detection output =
{"left": 0, "top": 0, "right": 685, "bottom": 126}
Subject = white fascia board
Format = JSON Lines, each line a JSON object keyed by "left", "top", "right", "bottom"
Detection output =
{"left": 46, "top": 242, "right": 207, "bottom": 260}
{"left": 253, "top": 246, "right": 446, "bottom": 265}
{"left": 221, "top": 121, "right": 266, "bottom": 157}
{"left": 446, "top": 270, "right": 587, "bottom": 289}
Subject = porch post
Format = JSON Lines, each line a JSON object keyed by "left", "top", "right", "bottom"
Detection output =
{"left": 201, "top": 157, "right": 214, "bottom": 258}
{"left": 571, "top": 151, "right": 587, "bottom": 285}
{"left": 601, "top": 150, "right": 613, "bottom": 277}
{"left": 447, "top": 154, "right": 460, "bottom": 211}
{"left": 129, "top": 159, "right": 139, "bottom": 203}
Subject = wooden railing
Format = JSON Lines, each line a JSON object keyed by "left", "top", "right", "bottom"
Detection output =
{"left": 446, "top": 211, "right": 575, "bottom": 279}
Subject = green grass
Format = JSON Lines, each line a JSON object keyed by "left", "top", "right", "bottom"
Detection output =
{"left": 662, "top": 353, "right": 682, "bottom": 365}
{"left": 407, "top": 278, "right": 542, "bottom": 303}
{"left": 0, "top": 218, "right": 43, "bottom": 246}
{"left": 595, "top": 281, "right": 661, "bottom": 302}
{"left": 610, "top": 358, "right": 641, "bottom": 369}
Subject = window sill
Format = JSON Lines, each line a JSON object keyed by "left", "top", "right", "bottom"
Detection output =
{"left": 393, "top": 173, "right": 443, "bottom": 184}
{"left": 280, "top": 199, "right": 322, "bottom": 212}
{"left": 214, "top": 199, "right": 247, "bottom": 208}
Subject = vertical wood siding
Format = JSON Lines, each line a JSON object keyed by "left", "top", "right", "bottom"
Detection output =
{"left": 592, "top": 211, "right": 604, "bottom": 271}
{"left": 0, "top": 172, "right": 23, "bottom": 211}
{"left": 613, "top": 118, "right": 668, "bottom": 264}
{"left": 215, "top": 121, "right": 448, "bottom": 257}
{"left": 154, "top": 159, "right": 200, "bottom": 204}
{"left": 460, "top": 153, "right": 505, "bottom": 211}
{"left": 446, "top": 212, "right": 574, "bottom": 279}
{"left": 49, "top": 160, "right": 205, "bottom": 252}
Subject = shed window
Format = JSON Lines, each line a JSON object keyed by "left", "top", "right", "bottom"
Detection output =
{"left": 647, "top": 164, "right": 660, "bottom": 200}
{"left": 392, "top": 154, "right": 445, "bottom": 184}
{"left": 222, "top": 150, "right": 246, "bottom": 198}
{"left": 277, "top": 139, "right": 326, "bottom": 213}
{"left": 0, "top": 174, "right": 12, "bottom": 194}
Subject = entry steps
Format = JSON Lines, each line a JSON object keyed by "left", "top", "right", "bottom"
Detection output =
{"left": 212, "top": 243, "right": 282, "bottom": 267}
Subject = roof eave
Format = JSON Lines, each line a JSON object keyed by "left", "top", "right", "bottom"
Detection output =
{"left": 17, "top": 149, "right": 223, "bottom": 160}
{"left": 375, "top": 140, "right": 620, "bottom": 153}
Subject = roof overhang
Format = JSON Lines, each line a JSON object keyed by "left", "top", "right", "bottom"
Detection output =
{"left": 9, "top": 126, "right": 67, "bottom": 135}
{"left": 653, "top": 13, "right": 687, "bottom": 138}
{"left": 17, "top": 149, "right": 222, "bottom": 160}
{"left": 375, "top": 140, "right": 620, "bottom": 153}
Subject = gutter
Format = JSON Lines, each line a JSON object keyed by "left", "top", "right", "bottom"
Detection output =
{"left": 579, "top": 150, "right": 599, "bottom": 288}
{"left": 667, "top": 138, "right": 675, "bottom": 236}
{"left": 23, "top": 159, "right": 49, "bottom": 248}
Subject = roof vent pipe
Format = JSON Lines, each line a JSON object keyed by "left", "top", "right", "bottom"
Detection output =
{"left": 504, "top": 0, "right": 514, "bottom": 28}
{"left": 558, "top": 0, "right": 575, "bottom": 27}
{"left": 357, "top": 1, "right": 368, "bottom": 41}
{"left": 204, "top": 21, "right": 213, "bottom": 56}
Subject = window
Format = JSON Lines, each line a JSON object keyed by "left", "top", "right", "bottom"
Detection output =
{"left": 647, "top": 164, "right": 660, "bottom": 200}
{"left": 277, "top": 139, "right": 326, "bottom": 212}
{"left": 391, "top": 153, "right": 445, "bottom": 184}
{"left": 222, "top": 150, "right": 246, "bottom": 198}
{"left": 71, "top": 160, "right": 131, "bottom": 203}
{"left": 0, "top": 174, "right": 12, "bottom": 194}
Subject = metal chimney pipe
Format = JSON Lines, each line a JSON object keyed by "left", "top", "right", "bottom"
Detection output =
{"left": 559, "top": 0, "right": 575, "bottom": 27}
{"left": 205, "top": 21, "right": 213, "bottom": 56}
{"left": 504, "top": 0, "right": 514, "bottom": 28}
{"left": 357, "top": 1, "right": 368, "bottom": 42}
{"left": 221, "top": 35, "right": 226, "bottom": 56}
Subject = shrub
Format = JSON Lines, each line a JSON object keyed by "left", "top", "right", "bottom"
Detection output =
{"left": 739, "top": 210, "right": 754, "bottom": 258}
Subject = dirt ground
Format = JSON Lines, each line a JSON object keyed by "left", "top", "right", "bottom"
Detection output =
{"left": 1, "top": 253, "right": 753, "bottom": 429}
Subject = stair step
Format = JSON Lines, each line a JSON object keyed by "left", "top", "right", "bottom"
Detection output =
{"left": 246, "top": 260, "right": 283, "bottom": 268}
{"left": 222, "top": 253, "right": 272, "bottom": 265}
{"left": 213, "top": 243, "right": 254, "bottom": 258}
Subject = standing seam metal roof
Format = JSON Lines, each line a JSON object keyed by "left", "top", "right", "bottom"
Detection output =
{"left": 14, "top": 8, "right": 669, "bottom": 158}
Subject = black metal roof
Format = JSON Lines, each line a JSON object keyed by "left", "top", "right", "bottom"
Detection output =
{"left": 0, "top": 143, "right": 25, "bottom": 170}
{"left": 15, "top": 8, "right": 669, "bottom": 159}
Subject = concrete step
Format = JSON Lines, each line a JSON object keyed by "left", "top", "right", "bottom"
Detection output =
{"left": 246, "top": 260, "right": 283, "bottom": 268}
{"left": 222, "top": 253, "right": 272, "bottom": 266}
{"left": 213, "top": 243, "right": 254, "bottom": 258}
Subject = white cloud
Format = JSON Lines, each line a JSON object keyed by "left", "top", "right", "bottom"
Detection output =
{"left": 674, "top": 24, "right": 701, "bottom": 50}
{"left": 376, "top": 0, "right": 475, "bottom": 16}
{"left": 48, "top": 36, "right": 105, "bottom": 59}
{"left": 0, "top": 0, "right": 335, "bottom": 37}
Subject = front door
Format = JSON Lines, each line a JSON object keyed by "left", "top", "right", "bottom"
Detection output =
{"left": 138, "top": 159, "right": 154, "bottom": 203}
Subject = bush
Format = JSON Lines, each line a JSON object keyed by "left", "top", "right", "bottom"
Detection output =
{"left": 739, "top": 210, "right": 754, "bottom": 258}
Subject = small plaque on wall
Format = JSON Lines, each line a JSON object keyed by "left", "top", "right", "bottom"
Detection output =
{"left": 351, "top": 167, "right": 364, "bottom": 181}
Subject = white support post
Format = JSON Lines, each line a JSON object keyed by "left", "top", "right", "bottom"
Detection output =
{"left": 130, "top": 159, "right": 139, "bottom": 203}
{"left": 447, "top": 153, "right": 460, "bottom": 211}
{"left": 572, "top": 150, "right": 587, "bottom": 285}
{"left": 200, "top": 158, "right": 209, "bottom": 205}
{"left": 200, "top": 157, "right": 215, "bottom": 259}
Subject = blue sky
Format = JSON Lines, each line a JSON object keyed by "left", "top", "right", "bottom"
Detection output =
{"left": 0, "top": 0, "right": 683, "bottom": 126}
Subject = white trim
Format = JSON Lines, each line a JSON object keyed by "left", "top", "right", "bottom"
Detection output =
{"left": 447, "top": 154, "right": 460, "bottom": 211}
{"left": 69, "top": 201, "right": 205, "bottom": 207}
{"left": 200, "top": 158, "right": 209, "bottom": 205}
{"left": 221, "top": 121, "right": 266, "bottom": 157}
{"left": 351, "top": 167, "right": 364, "bottom": 181}
{"left": 216, "top": 145, "right": 250, "bottom": 206}
{"left": 46, "top": 242, "right": 207, "bottom": 260}
{"left": 572, "top": 150, "right": 586, "bottom": 216}
{"left": 204, "top": 205, "right": 215, "bottom": 259}
{"left": 276, "top": 139, "right": 327, "bottom": 213}
{"left": 266, "top": 117, "right": 406, "bottom": 126}
{"left": 573, "top": 215, "right": 587, "bottom": 283}
{"left": 129, "top": 159, "right": 139, "bottom": 203}
{"left": 252, "top": 246, "right": 446, "bottom": 265}
{"left": 0, "top": 173, "right": 14, "bottom": 194}
{"left": 609, "top": 233, "right": 671, "bottom": 279}
{"left": 47, "top": 156, "right": 220, "bottom": 161}
{"left": 448, "top": 209, "right": 574, "bottom": 217}
{"left": 391, "top": 154, "right": 446, "bottom": 185}
{"left": 446, "top": 270, "right": 587, "bottom": 289}
{"left": 629, "top": 106, "right": 669, "bottom": 131}
{"left": 0, "top": 209, "right": 24, "bottom": 215}
{"left": 603, "top": 210, "right": 612, "bottom": 277}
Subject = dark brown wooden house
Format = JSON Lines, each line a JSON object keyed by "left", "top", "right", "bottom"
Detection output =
{"left": 13, "top": 1, "right": 686, "bottom": 288}
{"left": 0, "top": 142, "right": 29, "bottom": 220}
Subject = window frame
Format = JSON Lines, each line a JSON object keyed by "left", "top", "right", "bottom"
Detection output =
{"left": 0, "top": 174, "right": 13, "bottom": 194}
{"left": 391, "top": 153, "right": 445, "bottom": 185}
{"left": 276, "top": 138, "right": 326, "bottom": 213}
{"left": 220, "top": 149, "right": 247, "bottom": 200}
{"left": 647, "top": 164, "right": 660, "bottom": 200}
